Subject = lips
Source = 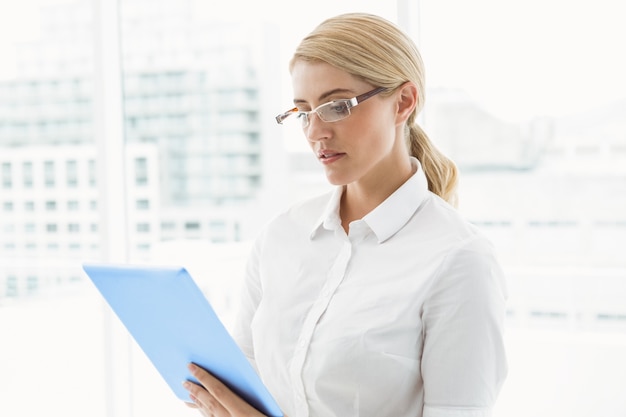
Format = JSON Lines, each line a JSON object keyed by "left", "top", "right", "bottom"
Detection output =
{"left": 318, "top": 149, "right": 345, "bottom": 160}
{"left": 317, "top": 149, "right": 346, "bottom": 165}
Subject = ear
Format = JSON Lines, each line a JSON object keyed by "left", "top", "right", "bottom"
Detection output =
{"left": 395, "top": 82, "right": 418, "bottom": 125}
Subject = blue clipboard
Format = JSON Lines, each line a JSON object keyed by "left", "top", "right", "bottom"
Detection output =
{"left": 82, "top": 263, "right": 283, "bottom": 417}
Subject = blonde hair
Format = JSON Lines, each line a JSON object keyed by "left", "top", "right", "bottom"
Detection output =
{"left": 290, "top": 13, "right": 458, "bottom": 206}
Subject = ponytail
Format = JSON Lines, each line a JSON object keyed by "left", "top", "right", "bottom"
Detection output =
{"left": 408, "top": 124, "right": 458, "bottom": 207}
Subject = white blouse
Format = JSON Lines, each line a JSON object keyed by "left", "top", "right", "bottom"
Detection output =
{"left": 233, "top": 158, "right": 508, "bottom": 417}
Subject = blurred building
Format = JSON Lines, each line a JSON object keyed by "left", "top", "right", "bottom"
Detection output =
{"left": 0, "top": 0, "right": 286, "bottom": 298}
{"left": 0, "top": 143, "right": 159, "bottom": 296}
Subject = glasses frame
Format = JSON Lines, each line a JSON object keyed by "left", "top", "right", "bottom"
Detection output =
{"left": 275, "top": 86, "right": 388, "bottom": 127}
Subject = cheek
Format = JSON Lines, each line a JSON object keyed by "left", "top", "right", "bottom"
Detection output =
{"left": 353, "top": 117, "right": 391, "bottom": 148}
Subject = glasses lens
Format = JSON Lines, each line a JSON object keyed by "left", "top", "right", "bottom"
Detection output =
{"left": 318, "top": 100, "right": 351, "bottom": 122}
{"left": 296, "top": 112, "right": 309, "bottom": 128}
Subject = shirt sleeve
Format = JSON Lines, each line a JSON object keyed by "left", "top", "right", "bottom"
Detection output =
{"left": 421, "top": 235, "right": 508, "bottom": 417}
{"left": 232, "top": 230, "right": 265, "bottom": 370}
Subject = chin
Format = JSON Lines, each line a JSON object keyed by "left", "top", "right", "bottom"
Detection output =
{"left": 325, "top": 172, "right": 352, "bottom": 187}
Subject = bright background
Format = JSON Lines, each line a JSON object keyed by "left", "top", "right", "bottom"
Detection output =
{"left": 1, "top": 1, "right": 625, "bottom": 416}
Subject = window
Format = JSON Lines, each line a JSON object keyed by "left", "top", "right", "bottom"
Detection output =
{"left": 45, "top": 201, "right": 57, "bottom": 211}
{"left": 1, "top": 162, "right": 11, "bottom": 188}
{"left": 136, "top": 199, "right": 150, "bottom": 210}
{"left": 185, "top": 221, "right": 201, "bottom": 231}
{"left": 136, "top": 243, "right": 150, "bottom": 251}
{"left": 67, "top": 200, "right": 79, "bottom": 211}
{"left": 88, "top": 159, "right": 96, "bottom": 186}
{"left": 22, "top": 162, "right": 33, "bottom": 188}
{"left": 66, "top": 160, "right": 78, "bottom": 187}
{"left": 5, "top": 275, "right": 18, "bottom": 297}
{"left": 134, "top": 157, "right": 148, "bottom": 186}
{"left": 26, "top": 276, "right": 38, "bottom": 294}
{"left": 161, "top": 221, "right": 176, "bottom": 231}
{"left": 44, "top": 161, "right": 55, "bottom": 187}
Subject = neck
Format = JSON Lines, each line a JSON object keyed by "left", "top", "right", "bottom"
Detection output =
{"left": 340, "top": 157, "right": 414, "bottom": 232}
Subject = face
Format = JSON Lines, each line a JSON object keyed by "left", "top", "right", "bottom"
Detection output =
{"left": 290, "top": 60, "right": 408, "bottom": 188}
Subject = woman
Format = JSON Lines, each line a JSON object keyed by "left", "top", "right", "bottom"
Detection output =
{"left": 184, "top": 12, "right": 508, "bottom": 417}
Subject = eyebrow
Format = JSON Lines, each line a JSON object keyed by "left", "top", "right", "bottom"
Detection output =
{"left": 293, "top": 88, "right": 356, "bottom": 106}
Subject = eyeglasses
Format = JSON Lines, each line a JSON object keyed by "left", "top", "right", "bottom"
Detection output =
{"left": 275, "top": 86, "right": 388, "bottom": 128}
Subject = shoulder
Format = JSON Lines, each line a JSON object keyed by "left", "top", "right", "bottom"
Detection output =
{"left": 417, "top": 193, "right": 507, "bottom": 293}
{"left": 412, "top": 192, "right": 488, "bottom": 248}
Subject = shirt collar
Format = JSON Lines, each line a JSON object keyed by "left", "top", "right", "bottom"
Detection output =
{"left": 310, "top": 157, "right": 430, "bottom": 242}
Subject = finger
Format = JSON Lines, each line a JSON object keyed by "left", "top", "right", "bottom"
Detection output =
{"left": 188, "top": 363, "right": 264, "bottom": 416}
{"left": 185, "top": 397, "right": 210, "bottom": 417}
{"left": 183, "top": 380, "right": 229, "bottom": 416}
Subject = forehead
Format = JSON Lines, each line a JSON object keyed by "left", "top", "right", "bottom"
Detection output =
{"left": 290, "top": 60, "right": 368, "bottom": 102}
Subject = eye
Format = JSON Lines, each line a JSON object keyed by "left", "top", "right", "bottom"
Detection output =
{"left": 329, "top": 101, "right": 349, "bottom": 115}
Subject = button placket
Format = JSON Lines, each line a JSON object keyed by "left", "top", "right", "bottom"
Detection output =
{"left": 289, "top": 240, "right": 353, "bottom": 417}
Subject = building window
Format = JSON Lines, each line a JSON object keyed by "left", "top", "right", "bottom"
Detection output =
{"left": 90, "top": 200, "right": 97, "bottom": 210}
{"left": 67, "top": 200, "right": 79, "bottom": 211}
{"left": 185, "top": 221, "right": 201, "bottom": 231}
{"left": 161, "top": 221, "right": 175, "bottom": 231}
{"left": 209, "top": 220, "right": 226, "bottom": 233}
{"left": 44, "top": 160, "right": 55, "bottom": 187}
{"left": 24, "top": 201, "right": 35, "bottom": 211}
{"left": 90, "top": 223, "right": 98, "bottom": 232}
{"left": 136, "top": 223, "right": 150, "bottom": 233}
{"left": 88, "top": 159, "right": 96, "bottom": 187}
{"left": 24, "top": 223, "right": 36, "bottom": 233}
{"left": 2, "top": 202, "right": 13, "bottom": 212}
{"left": 22, "top": 162, "right": 33, "bottom": 188}
{"left": 66, "top": 160, "right": 78, "bottom": 187}
{"left": 136, "top": 199, "right": 150, "bottom": 210}
{"left": 46, "top": 223, "right": 58, "bottom": 233}
{"left": 2, "top": 162, "right": 12, "bottom": 188}
{"left": 6, "top": 275, "right": 18, "bottom": 297}
{"left": 136, "top": 243, "right": 151, "bottom": 251}
{"left": 134, "top": 157, "right": 148, "bottom": 186}
{"left": 45, "top": 201, "right": 57, "bottom": 211}
{"left": 68, "top": 223, "right": 80, "bottom": 233}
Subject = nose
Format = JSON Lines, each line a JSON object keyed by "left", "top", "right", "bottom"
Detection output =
{"left": 304, "top": 111, "right": 330, "bottom": 142}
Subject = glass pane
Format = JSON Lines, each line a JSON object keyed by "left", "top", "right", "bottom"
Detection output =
{"left": 0, "top": 0, "right": 104, "bottom": 415}
{"left": 418, "top": 1, "right": 626, "bottom": 416}
{"left": 0, "top": 1, "right": 399, "bottom": 417}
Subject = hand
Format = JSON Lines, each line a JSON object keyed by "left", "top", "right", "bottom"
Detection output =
{"left": 182, "top": 363, "right": 268, "bottom": 417}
